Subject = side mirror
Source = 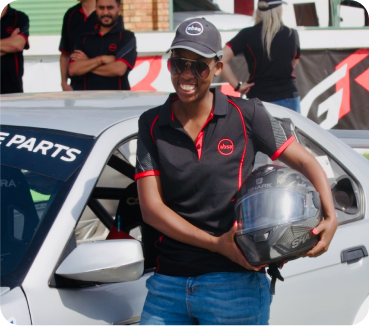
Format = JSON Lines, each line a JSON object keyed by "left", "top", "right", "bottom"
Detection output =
{"left": 56, "top": 239, "right": 144, "bottom": 283}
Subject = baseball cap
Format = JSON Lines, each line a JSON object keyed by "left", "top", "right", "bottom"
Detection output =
{"left": 167, "top": 18, "right": 223, "bottom": 59}
{"left": 258, "top": 0, "right": 287, "bottom": 11}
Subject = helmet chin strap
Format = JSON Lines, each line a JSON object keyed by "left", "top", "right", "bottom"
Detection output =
{"left": 267, "top": 263, "right": 284, "bottom": 295}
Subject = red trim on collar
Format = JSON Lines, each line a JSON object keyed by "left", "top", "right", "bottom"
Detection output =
{"left": 79, "top": 8, "right": 88, "bottom": 22}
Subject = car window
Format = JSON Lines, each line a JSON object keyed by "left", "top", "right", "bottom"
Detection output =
{"left": 295, "top": 130, "right": 364, "bottom": 225}
{"left": 0, "top": 126, "right": 94, "bottom": 290}
{"left": 174, "top": 0, "right": 220, "bottom": 12}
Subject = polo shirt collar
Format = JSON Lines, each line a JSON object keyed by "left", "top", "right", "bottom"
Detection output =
{"left": 158, "top": 88, "right": 229, "bottom": 127}
{"left": 3, "top": 5, "right": 15, "bottom": 17}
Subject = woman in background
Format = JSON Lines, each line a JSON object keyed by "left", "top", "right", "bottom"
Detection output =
{"left": 222, "top": 0, "right": 302, "bottom": 113}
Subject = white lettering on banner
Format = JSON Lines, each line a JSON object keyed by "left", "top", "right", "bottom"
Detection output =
{"left": 1, "top": 179, "right": 17, "bottom": 187}
{"left": 6, "top": 135, "right": 27, "bottom": 147}
{"left": 2, "top": 134, "right": 82, "bottom": 162}
{"left": 61, "top": 148, "right": 81, "bottom": 162}
{"left": 0, "top": 132, "right": 10, "bottom": 144}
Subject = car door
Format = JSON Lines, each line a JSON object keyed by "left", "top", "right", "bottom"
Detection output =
{"left": 21, "top": 118, "right": 152, "bottom": 325}
{"left": 267, "top": 116, "right": 369, "bottom": 324}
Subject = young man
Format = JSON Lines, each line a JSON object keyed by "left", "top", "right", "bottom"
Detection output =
{"left": 69, "top": 0, "right": 136, "bottom": 91}
{"left": 0, "top": 4, "right": 29, "bottom": 94}
{"left": 59, "top": 0, "right": 98, "bottom": 91}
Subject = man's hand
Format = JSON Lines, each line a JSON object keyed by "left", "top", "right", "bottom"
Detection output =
{"left": 101, "top": 55, "right": 115, "bottom": 64}
{"left": 61, "top": 82, "right": 73, "bottom": 91}
{"left": 70, "top": 50, "right": 89, "bottom": 61}
{"left": 214, "top": 221, "right": 264, "bottom": 272}
{"left": 10, "top": 28, "right": 20, "bottom": 37}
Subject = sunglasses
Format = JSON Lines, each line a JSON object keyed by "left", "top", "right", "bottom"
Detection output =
{"left": 167, "top": 57, "right": 218, "bottom": 79}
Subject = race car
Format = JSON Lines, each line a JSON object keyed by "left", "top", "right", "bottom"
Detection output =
{"left": 0, "top": 91, "right": 368, "bottom": 325}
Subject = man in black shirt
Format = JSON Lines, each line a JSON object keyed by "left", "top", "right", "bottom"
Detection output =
{"left": 69, "top": 0, "right": 136, "bottom": 91}
{"left": 0, "top": 4, "right": 29, "bottom": 94}
{"left": 59, "top": 0, "right": 98, "bottom": 91}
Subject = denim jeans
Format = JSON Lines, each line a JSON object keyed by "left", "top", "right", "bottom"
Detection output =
{"left": 140, "top": 272, "right": 272, "bottom": 325}
{"left": 270, "top": 96, "right": 301, "bottom": 114}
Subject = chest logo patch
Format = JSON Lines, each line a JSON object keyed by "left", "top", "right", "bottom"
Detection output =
{"left": 218, "top": 139, "right": 234, "bottom": 156}
{"left": 94, "top": 23, "right": 99, "bottom": 30}
{"left": 6, "top": 26, "right": 14, "bottom": 34}
{"left": 109, "top": 43, "right": 117, "bottom": 52}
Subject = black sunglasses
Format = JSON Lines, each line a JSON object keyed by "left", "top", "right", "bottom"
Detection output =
{"left": 167, "top": 57, "right": 218, "bottom": 79}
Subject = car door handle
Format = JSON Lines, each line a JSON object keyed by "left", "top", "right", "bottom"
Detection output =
{"left": 341, "top": 245, "right": 368, "bottom": 263}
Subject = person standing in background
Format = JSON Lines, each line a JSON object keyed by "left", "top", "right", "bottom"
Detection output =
{"left": 222, "top": 0, "right": 302, "bottom": 113}
{"left": 69, "top": 0, "right": 136, "bottom": 91}
{"left": 0, "top": 4, "right": 29, "bottom": 94}
{"left": 59, "top": 0, "right": 98, "bottom": 91}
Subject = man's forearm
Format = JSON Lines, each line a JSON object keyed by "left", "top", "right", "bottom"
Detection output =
{"left": 60, "top": 54, "right": 71, "bottom": 84}
{"left": 69, "top": 56, "right": 102, "bottom": 76}
{"left": 91, "top": 61, "right": 128, "bottom": 77}
{"left": 0, "top": 35, "right": 27, "bottom": 53}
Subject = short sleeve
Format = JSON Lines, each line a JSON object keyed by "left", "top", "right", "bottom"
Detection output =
{"left": 251, "top": 99, "right": 295, "bottom": 160}
{"left": 135, "top": 113, "right": 160, "bottom": 181}
{"left": 115, "top": 32, "right": 137, "bottom": 69}
{"left": 59, "top": 11, "right": 71, "bottom": 54}
{"left": 69, "top": 34, "right": 85, "bottom": 63}
{"left": 293, "top": 29, "right": 301, "bottom": 59}
{"left": 226, "top": 29, "right": 248, "bottom": 56}
{"left": 17, "top": 11, "right": 30, "bottom": 50}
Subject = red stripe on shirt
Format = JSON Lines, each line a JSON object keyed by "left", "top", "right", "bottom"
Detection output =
{"left": 228, "top": 100, "right": 248, "bottom": 190}
{"left": 116, "top": 58, "right": 133, "bottom": 69}
{"left": 134, "top": 170, "right": 160, "bottom": 181}
{"left": 60, "top": 50, "right": 71, "bottom": 55}
{"left": 246, "top": 44, "right": 257, "bottom": 82}
{"left": 150, "top": 115, "right": 159, "bottom": 144}
{"left": 271, "top": 135, "right": 295, "bottom": 161}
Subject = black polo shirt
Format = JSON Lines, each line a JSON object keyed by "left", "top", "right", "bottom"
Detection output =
{"left": 227, "top": 23, "right": 301, "bottom": 102}
{"left": 135, "top": 88, "right": 295, "bottom": 276}
{"left": 59, "top": 3, "right": 100, "bottom": 90}
{"left": 0, "top": 5, "right": 29, "bottom": 94}
{"left": 72, "top": 22, "right": 136, "bottom": 90}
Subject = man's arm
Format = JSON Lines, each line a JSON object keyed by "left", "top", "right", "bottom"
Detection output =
{"left": 69, "top": 54, "right": 115, "bottom": 76}
{"left": 0, "top": 28, "right": 27, "bottom": 55}
{"left": 60, "top": 53, "right": 73, "bottom": 91}
{"left": 91, "top": 60, "right": 128, "bottom": 77}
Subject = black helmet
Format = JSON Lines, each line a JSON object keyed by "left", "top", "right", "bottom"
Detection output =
{"left": 234, "top": 164, "right": 323, "bottom": 293}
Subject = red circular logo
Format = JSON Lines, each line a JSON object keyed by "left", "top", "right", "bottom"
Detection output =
{"left": 6, "top": 26, "right": 14, "bottom": 34}
{"left": 218, "top": 139, "right": 234, "bottom": 156}
{"left": 109, "top": 43, "right": 117, "bottom": 52}
{"left": 94, "top": 23, "right": 99, "bottom": 29}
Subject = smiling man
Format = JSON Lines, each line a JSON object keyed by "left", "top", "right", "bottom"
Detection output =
{"left": 69, "top": 0, "right": 136, "bottom": 91}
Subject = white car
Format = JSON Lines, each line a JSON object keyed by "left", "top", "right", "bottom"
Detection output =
{"left": 173, "top": 0, "right": 254, "bottom": 30}
{"left": 0, "top": 91, "right": 368, "bottom": 325}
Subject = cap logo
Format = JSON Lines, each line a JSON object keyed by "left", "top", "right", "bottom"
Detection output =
{"left": 218, "top": 139, "right": 234, "bottom": 156}
{"left": 185, "top": 22, "right": 203, "bottom": 36}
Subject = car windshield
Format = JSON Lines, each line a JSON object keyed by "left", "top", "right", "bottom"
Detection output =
{"left": 174, "top": 0, "right": 220, "bottom": 12}
{"left": 0, "top": 126, "right": 95, "bottom": 289}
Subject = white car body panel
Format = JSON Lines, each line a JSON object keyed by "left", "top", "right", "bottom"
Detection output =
{"left": 0, "top": 287, "right": 31, "bottom": 325}
{"left": 0, "top": 92, "right": 368, "bottom": 324}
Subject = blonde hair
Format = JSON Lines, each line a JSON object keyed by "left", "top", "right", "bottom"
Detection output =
{"left": 255, "top": 2, "right": 285, "bottom": 60}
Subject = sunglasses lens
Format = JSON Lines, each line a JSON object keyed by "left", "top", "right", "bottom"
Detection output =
{"left": 168, "top": 58, "right": 186, "bottom": 75}
{"left": 192, "top": 61, "right": 210, "bottom": 79}
{"left": 167, "top": 57, "right": 211, "bottom": 79}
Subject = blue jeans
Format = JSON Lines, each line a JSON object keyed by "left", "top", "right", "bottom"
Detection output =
{"left": 140, "top": 272, "right": 272, "bottom": 325}
{"left": 270, "top": 96, "right": 301, "bottom": 113}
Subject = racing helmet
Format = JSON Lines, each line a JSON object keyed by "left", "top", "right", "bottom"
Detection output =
{"left": 234, "top": 164, "right": 323, "bottom": 267}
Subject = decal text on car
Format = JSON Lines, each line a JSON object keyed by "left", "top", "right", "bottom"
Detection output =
{"left": 0, "top": 132, "right": 81, "bottom": 162}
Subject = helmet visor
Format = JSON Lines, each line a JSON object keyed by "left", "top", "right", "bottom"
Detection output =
{"left": 235, "top": 189, "right": 313, "bottom": 233}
